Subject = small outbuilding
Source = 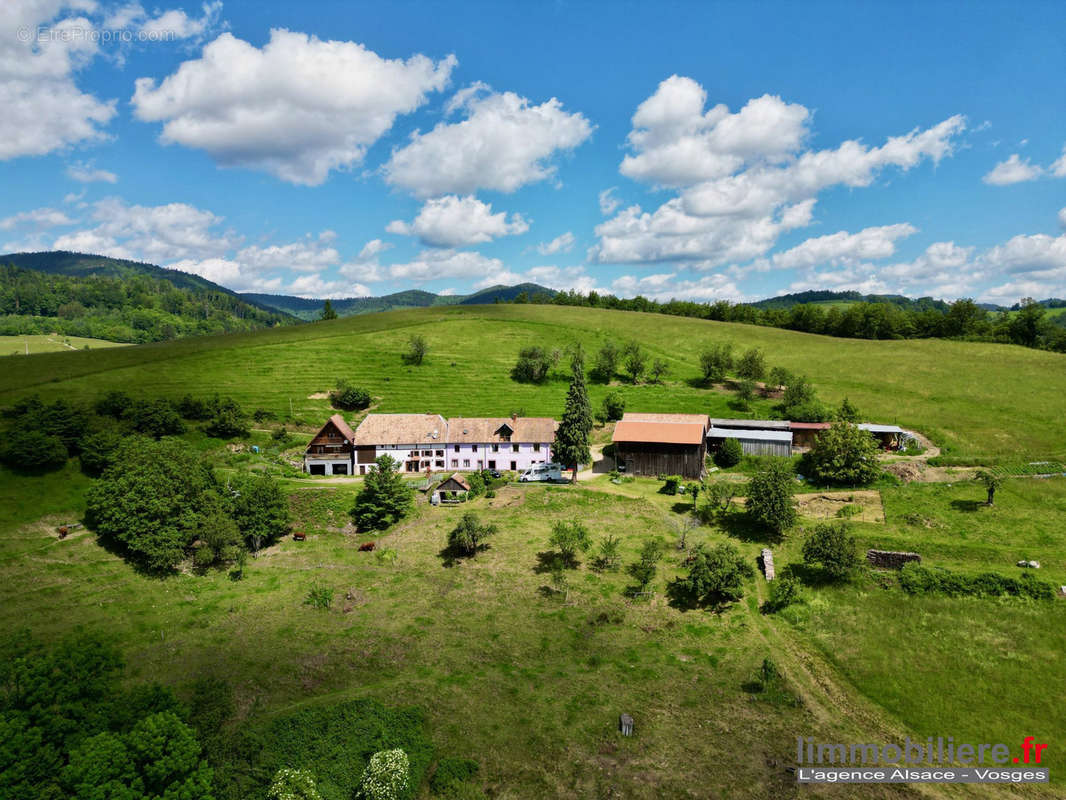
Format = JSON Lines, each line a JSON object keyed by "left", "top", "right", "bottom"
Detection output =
{"left": 436, "top": 472, "right": 471, "bottom": 503}
{"left": 709, "top": 418, "right": 790, "bottom": 432}
{"left": 857, "top": 423, "right": 906, "bottom": 450}
{"left": 612, "top": 413, "right": 708, "bottom": 479}
{"left": 707, "top": 426, "right": 793, "bottom": 457}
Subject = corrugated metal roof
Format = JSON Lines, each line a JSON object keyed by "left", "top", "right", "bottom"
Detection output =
{"left": 709, "top": 418, "right": 790, "bottom": 430}
{"left": 613, "top": 420, "right": 706, "bottom": 445}
{"left": 857, "top": 423, "right": 904, "bottom": 434}
{"left": 708, "top": 427, "right": 793, "bottom": 443}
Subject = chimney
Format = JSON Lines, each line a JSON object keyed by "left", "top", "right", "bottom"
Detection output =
{"left": 511, "top": 413, "right": 518, "bottom": 423}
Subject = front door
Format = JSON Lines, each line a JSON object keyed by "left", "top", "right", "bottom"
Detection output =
{"left": 510, "top": 461, "right": 517, "bottom": 471}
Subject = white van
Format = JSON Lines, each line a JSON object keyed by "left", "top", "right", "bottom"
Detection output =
{"left": 519, "top": 462, "right": 564, "bottom": 483}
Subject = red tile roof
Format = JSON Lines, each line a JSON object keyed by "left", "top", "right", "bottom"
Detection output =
{"left": 612, "top": 420, "right": 706, "bottom": 445}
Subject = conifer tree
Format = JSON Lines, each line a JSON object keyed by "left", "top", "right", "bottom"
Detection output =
{"left": 554, "top": 347, "right": 592, "bottom": 483}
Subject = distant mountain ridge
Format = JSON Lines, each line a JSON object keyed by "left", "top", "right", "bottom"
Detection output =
{"left": 243, "top": 282, "right": 558, "bottom": 319}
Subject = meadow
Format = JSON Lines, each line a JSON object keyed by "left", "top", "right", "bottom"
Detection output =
{"left": 3, "top": 305, "right": 1066, "bottom": 797}
{"left": 1, "top": 304, "right": 1065, "bottom": 463}
{"left": 0, "top": 333, "right": 128, "bottom": 355}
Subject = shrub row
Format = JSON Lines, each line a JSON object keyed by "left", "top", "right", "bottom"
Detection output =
{"left": 898, "top": 563, "right": 1054, "bottom": 600}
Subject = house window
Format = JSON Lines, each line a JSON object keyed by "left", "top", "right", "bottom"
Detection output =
{"left": 512, "top": 444, "right": 519, "bottom": 452}
{"left": 435, "top": 460, "right": 444, "bottom": 468}
{"left": 488, "top": 460, "right": 496, "bottom": 469}
{"left": 451, "top": 459, "right": 458, "bottom": 468}
{"left": 462, "top": 459, "right": 470, "bottom": 467}
{"left": 510, "top": 460, "right": 517, "bottom": 471}
{"left": 472, "top": 444, "right": 478, "bottom": 452}
{"left": 422, "top": 450, "right": 432, "bottom": 456}
{"left": 491, "top": 443, "right": 499, "bottom": 452}
{"left": 533, "top": 443, "right": 541, "bottom": 452}
{"left": 435, "top": 450, "right": 444, "bottom": 457}
{"left": 453, "top": 445, "right": 460, "bottom": 452}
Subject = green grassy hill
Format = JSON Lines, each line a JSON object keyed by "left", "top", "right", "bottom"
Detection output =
{"left": 2, "top": 303, "right": 1063, "bottom": 463}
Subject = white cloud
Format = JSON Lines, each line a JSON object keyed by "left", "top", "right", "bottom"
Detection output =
{"left": 611, "top": 271, "right": 745, "bottom": 302}
{"left": 386, "top": 195, "right": 529, "bottom": 247}
{"left": 982, "top": 154, "right": 1043, "bottom": 185}
{"left": 66, "top": 161, "right": 118, "bottom": 183}
{"left": 0, "top": 207, "right": 75, "bottom": 231}
{"left": 235, "top": 240, "right": 340, "bottom": 272}
{"left": 285, "top": 272, "right": 371, "bottom": 299}
{"left": 358, "top": 238, "right": 391, "bottom": 260}
{"left": 981, "top": 233, "right": 1066, "bottom": 274}
{"left": 1059, "top": 207, "right": 1066, "bottom": 229}
{"left": 771, "top": 224, "right": 917, "bottom": 269}
{"left": 169, "top": 257, "right": 282, "bottom": 292}
{"left": 979, "top": 274, "right": 1066, "bottom": 306}
{"left": 536, "top": 231, "right": 575, "bottom": 256}
{"left": 1051, "top": 146, "right": 1066, "bottom": 178}
{"left": 598, "top": 187, "right": 620, "bottom": 216}
{"left": 384, "top": 84, "right": 593, "bottom": 197}
{"left": 132, "top": 29, "right": 456, "bottom": 185}
{"left": 592, "top": 76, "right": 965, "bottom": 269}
{"left": 0, "top": 3, "right": 117, "bottom": 160}
{"left": 387, "top": 248, "right": 504, "bottom": 282}
{"left": 51, "top": 197, "right": 239, "bottom": 262}
{"left": 621, "top": 77, "right": 810, "bottom": 188}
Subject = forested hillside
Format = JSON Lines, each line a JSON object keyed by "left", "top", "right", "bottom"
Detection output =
{"left": 0, "top": 264, "right": 293, "bottom": 344}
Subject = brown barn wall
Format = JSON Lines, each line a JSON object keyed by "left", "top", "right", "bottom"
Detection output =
{"left": 614, "top": 442, "right": 705, "bottom": 479}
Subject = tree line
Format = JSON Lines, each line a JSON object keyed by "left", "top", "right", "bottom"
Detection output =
{"left": 510, "top": 289, "right": 1066, "bottom": 353}
{"left": 0, "top": 264, "right": 291, "bottom": 344}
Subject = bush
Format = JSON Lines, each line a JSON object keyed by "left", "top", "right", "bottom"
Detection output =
{"left": 549, "top": 520, "right": 592, "bottom": 565}
{"left": 621, "top": 341, "right": 647, "bottom": 383}
{"left": 204, "top": 397, "right": 250, "bottom": 439}
{"left": 511, "top": 346, "right": 552, "bottom": 383}
{"left": 591, "top": 341, "right": 620, "bottom": 382}
{"left": 801, "top": 521, "right": 859, "bottom": 581}
{"left": 126, "top": 398, "right": 186, "bottom": 438}
{"left": 0, "top": 428, "right": 69, "bottom": 472}
{"left": 601, "top": 392, "right": 625, "bottom": 422}
{"left": 764, "top": 576, "right": 803, "bottom": 612}
{"left": 736, "top": 347, "right": 766, "bottom": 381}
{"left": 359, "top": 749, "right": 409, "bottom": 800}
{"left": 225, "top": 472, "right": 292, "bottom": 554}
{"left": 405, "top": 334, "right": 427, "bottom": 365}
{"left": 699, "top": 343, "right": 733, "bottom": 384}
{"left": 268, "top": 768, "right": 323, "bottom": 800}
{"left": 430, "top": 758, "right": 480, "bottom": 798}
{"left": 899, "top": 563, "right": 1054, "bottom": 600}
{"left": 662, "top": 474, "right": 683, "bottom": 495}
{"left": 330, "top": 380, "right": 371, "bottom": 411}
{"left": 78, "top": 426, "right": 127, "bottom": 476}
{"left": 95, "top": 390, "right": 134, "bottom": 419}
{"left": 175, "top": 394, "right": 213, "bottom": 420}
{"left": 807, "top": 421, "right": 881, "bottom": 485}
{"left": 85, "top": 438, "right": 220, "bottom": 571}
{"left": 746, "top": 461, "right": 797, "bottom": 534}
{"left": 304, "top": 582, "right": 333, "bottom": 610}
{"left": 447, "top": 512, "right": 497, "bottom": 557}
{"left": 669, "top": 542, "right": 754, "bottom": 608}
{"left": 352, "top": 455, "right": 414, "bottom": 531}
{"left": 596, "top": 533, "right": 622, "bottom": 570}
{"left": 715, "top": 437, "right": 743, "bottom": 468}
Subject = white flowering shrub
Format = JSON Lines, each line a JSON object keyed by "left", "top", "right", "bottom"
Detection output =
{"left": 267, "top": 767, "right": 322, "bottom": 800}
{"left": 358, "top": 749, "right": 409, "bottom": 800}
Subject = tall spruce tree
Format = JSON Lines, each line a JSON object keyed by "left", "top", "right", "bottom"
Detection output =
{"left": 555, "top": 347, "right": 592, "bottom": 483}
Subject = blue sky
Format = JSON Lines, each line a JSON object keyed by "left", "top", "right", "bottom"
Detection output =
{"left": 2, "top": 0, "right": 1065, "bottom": 304}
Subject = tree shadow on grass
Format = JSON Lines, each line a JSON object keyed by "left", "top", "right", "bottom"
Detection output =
{"left": 533, "top": 550, "right": 579, "bottom": 573}
{"left": 950, "top": 499, "right": 986, "bottom": 513}
{"left": 437, "top": 543, "right": 490, "bottom": 568}
{"left": 716, "top": 511, "right": 783, "bottom": 544}
{"left": 670, "top": 501, "right": 697, "bottom": 515}
{"left": 779, "top": 561, "right": 841, "bottom": 590}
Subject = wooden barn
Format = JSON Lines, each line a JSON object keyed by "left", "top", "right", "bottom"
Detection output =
{"left": 611, "top": 413, "right": 708, "bottom": 479}
{"left": 435, "top": 472, "right": 471, "bottom": 503}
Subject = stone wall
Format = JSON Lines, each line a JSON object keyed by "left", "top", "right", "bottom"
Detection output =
{"left": 866, "top": 549, "right": 921, "bottom": 569}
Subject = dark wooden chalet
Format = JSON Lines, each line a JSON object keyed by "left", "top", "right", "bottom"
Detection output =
{"left": 303, "top": 414, "right": 358, "bottom": 475}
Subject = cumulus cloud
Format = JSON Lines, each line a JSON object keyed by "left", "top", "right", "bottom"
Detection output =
{"left": 0, "top": 206, "right": 75, "bottom": 231}
{"left": 1059, "top": 207, "right": 1066, "bottom": 229}
{"left": 592, "top": 76, "right": 965, "bottom": 269}
{"left": 51, "top": 196, "right": 239, "bottom": 263}
{"left": 386, "top": 195, "right": 529, "bottom": 247}
{"left": 66, "top": 161, "right": 118, "bottom": 183}
{"left": 982, "top": 154, "right": 1043, "bottom": 185}
{"left": 598, "top": 187, "right": 621, "bottom": 216}
{"left": 536, "top": 231, "right": 575, "bottom": 256}
{"left": 771, "top": 224, "right": 917, "bottom": 269}
{"left": 132, "top": 29, "right": 456, "bottom": 185}
{"left": 387, "top": 248, "right": 504, "bottom": 282}
{"left": 169, "top": 257, "right": 282, "bottom": 293}
{"left": 1052, "top": 146, "right": 1066, "bottom": 178}
{"left": 0, "top": 2, "right": 117, "bottom": 160}
{"left": 981, "top": 232, "right": 1066, "bottom": 274}
{"left": 611, "top": 271, "right": 745, "bottom": 302}
{"left": 384, "top": 84, "right": 593, "bottom": 197}
{"left": 235, "top": 239, "right": 341, "bottom": 272}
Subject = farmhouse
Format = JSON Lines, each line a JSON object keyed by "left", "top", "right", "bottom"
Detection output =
{"left": 612, "top": 413, "right": 708, "bottom": 479}
{"left": 446, "top": 415, "right": 557, "bottom": 472}
{"left": 303, "top": 414, "right": 358, "bottom": 475}
{"left": 304, "top": 413, "right": 555, "bottom": 475}
{"left": 351, "top": 413, "right": 448, "bottom": 474}
{"left": 707, "top": 425, "right": 793, "bottom": 457}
